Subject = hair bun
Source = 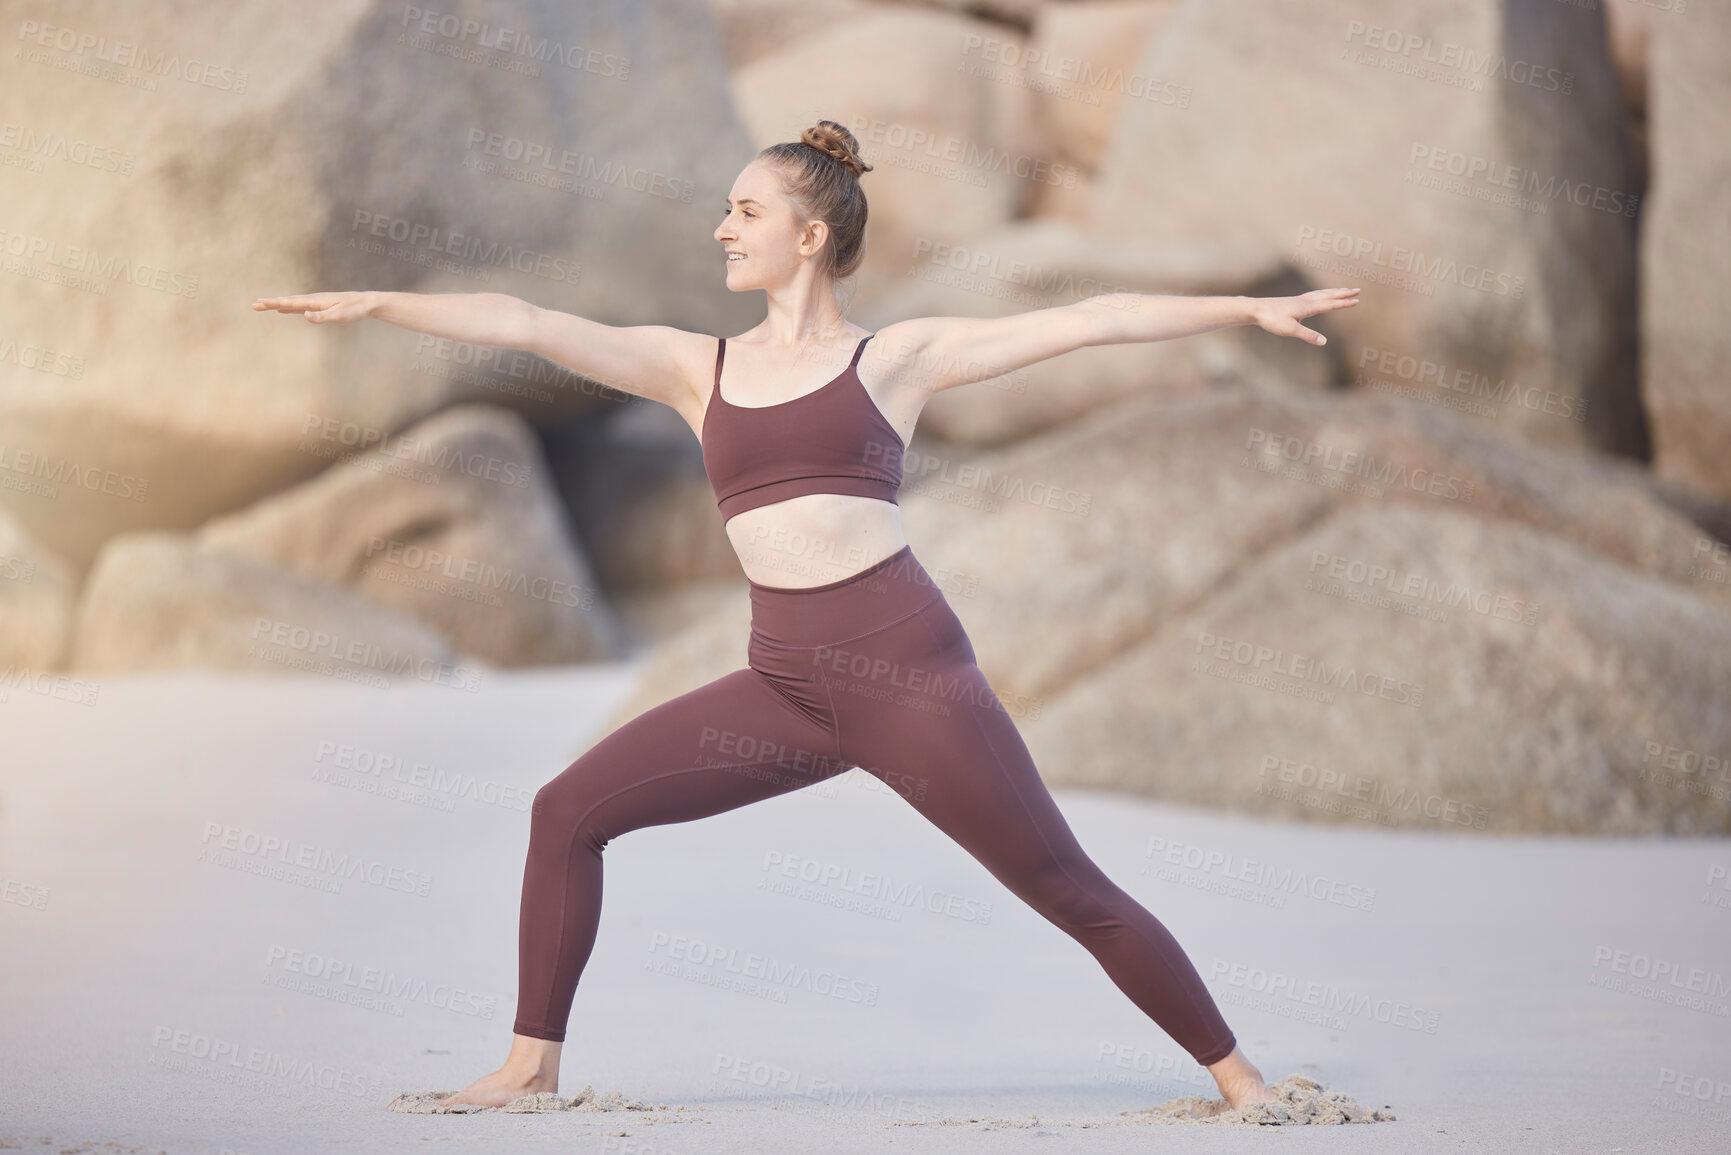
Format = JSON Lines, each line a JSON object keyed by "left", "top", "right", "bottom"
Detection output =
{"left": 800, "top": 120, "right": 872, "bottom": 179}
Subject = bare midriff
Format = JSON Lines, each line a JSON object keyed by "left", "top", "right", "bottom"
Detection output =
{"left": 722, "top": 492, "right": 907, "bottom": 589}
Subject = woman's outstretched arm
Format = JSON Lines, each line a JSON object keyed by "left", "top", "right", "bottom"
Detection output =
{"left": 873, "top": 287, "right": 1361, "bottom": 399}
{"left": 250, "top": 290, "right": 711, "bottom": 410}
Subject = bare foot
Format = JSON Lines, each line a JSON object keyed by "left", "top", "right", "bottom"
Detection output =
{"left": 1206, "top": 1046, "right": 1275, "bottom": 1109}
{"left": 439, "top": 1034, "right": 563, "bottom": 1108}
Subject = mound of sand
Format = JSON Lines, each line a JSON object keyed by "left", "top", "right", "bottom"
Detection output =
{"left": 1130, "top": 1074, "right": 1396, "bottom": 1126}
{"left": 889, "top": 1074, "right": 1394, "bottom": 1130}
{"left": 384, "top": 1084, "right": 680, "bottom": 1115}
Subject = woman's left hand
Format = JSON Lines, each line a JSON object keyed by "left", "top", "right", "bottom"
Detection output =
{"left": 1250, "top": 287, "right": 1361, "bottom": 346}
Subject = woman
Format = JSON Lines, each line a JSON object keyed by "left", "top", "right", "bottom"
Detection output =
{"left": 255, "top": 119, "right": 1359, "bottom": 1112}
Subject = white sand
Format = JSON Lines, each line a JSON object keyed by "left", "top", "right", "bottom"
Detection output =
{"left": 2, "top": 666, "right": 1727, "bottom": 1154}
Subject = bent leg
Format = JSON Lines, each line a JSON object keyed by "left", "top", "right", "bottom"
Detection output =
{"left": 835, "top": 605, "right": 1238, "bottom": 1066}
{"left": 515, "top": 667, "right": 847, "bottom": 1041}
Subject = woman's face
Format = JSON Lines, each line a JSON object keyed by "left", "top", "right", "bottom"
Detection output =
{"left": 715, "top": 160, "right": 827, "bottom": 292}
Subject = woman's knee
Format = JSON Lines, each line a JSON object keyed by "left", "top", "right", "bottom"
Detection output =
{"left": 1016, "top": 858, "right": 1122, "bottom": 935}
{"left": 530, "top": 759, "right": 611, "bottom": 843}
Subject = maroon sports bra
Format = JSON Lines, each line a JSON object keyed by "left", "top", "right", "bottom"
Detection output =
{"left": 702, "top": 334, "right": 906, "bottom": 521}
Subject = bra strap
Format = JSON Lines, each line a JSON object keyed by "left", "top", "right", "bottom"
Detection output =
{"left": 849, "top": 333, "right": 872, "bottom": 368}
{"left": 714, "top": 337, "right": 726, "bottom": 388}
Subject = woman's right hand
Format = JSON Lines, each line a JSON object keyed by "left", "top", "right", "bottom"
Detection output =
{"left": 251, "top": 291, "right": 375, "bottom": 324}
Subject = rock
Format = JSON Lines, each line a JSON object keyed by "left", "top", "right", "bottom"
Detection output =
{"left": 72, "top": 533, "right": 477, "bottom": 687}
{"left": 599, "top": 389, "right": 1731, "bottom": 774}
{"left": 898, "top": 388, "right": 1731, "bottom": 705}
{"left": 1641, "top": 1, "right": 1731, "bottom": 501}
{"left": 859, "top": 215, "right": 1333, "bottom": 445}
{"left": 1023, "top": 503, "right": 1731, "bottom": 834}
{"left": 728, "top": 6, "right": 1039, "bottom": 305}
{"left": 1025, "top": 1, "right": 1181, "bottom": 180}
{"left": 540, "top": 402, "right": 739, "bottom": 593}
{"left": 1600, "top": 0, "right": 1652, "bottom": 186}
{"left": 0, "top": 0, "right": 753, "bottom": 568}
{"left": 705, "top": 0, "right": 875, "bottom": 69}
{"left": 198, "top": 404, "right": 619, "bottom": 666}
{"left": 0, "top": 506, "right": 76, "bottom": 670}
{"left": 1088, "top": 0, "right": 1645, "bottom": 457}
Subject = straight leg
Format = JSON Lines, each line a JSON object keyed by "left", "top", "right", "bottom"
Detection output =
{"left": 832, "top": 600, "right": 1239, "bottom": 1067}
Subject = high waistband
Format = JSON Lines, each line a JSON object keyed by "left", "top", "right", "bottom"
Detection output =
{"left": 748, "top": 544, "right": 944, "bottom": 648}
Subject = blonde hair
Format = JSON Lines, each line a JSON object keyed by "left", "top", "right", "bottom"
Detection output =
{"left": 756, "top": 119, "right": 873, "bottom": 279}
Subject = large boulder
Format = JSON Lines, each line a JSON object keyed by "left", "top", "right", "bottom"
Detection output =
{"left": 1088, "top": 0, "right": 1645, "bottom": 457}
{"left": 1600, "top": 0, "right": 1652, "bottom": 187}
{"left": 539, "top": 402, "right": 740, "bottom": 594}
{"left": 1024, "top": 504, "right": 1731, "bottom": 835}
{"left": 600, "top": 387, "right": 1731, "bottom": 735}
{"left": 1640, "top": 1, "right": 1731, "bottom": 501}
{"left": 705, "top": 0, "right": 874, "bottom": 69}
{"left": 198, "top": 404, "right": 619, "bottom": 665}
{"left": 0, "top": 507, "right": 77, "bottom": 670}
{"left": 72, "top": 534, "right": 474, "bottom": 686}
{"left": 0, "top": 0, "right": 755, "bottom": 569}
{"left": 728, "top": 6, "right": 1041, "bottom": 305}
{"left": 858, "top": 216, "right": 1333, "bottom": 445}
{"left": 1023, "top": 0, "right": 1181, "bottom": 216}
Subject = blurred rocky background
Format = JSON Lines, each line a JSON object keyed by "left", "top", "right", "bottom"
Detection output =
{"left": 2, "top": 0, "right": 1727, "bottom": 834}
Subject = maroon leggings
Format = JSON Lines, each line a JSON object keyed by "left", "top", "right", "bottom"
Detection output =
{"left": 513, "top": 544, "right": 1238, "bottom": 1066}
